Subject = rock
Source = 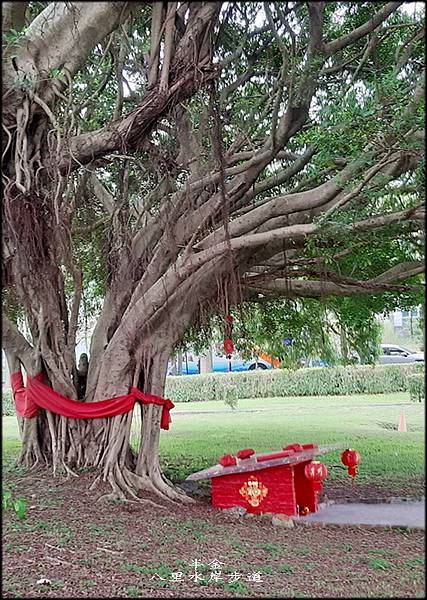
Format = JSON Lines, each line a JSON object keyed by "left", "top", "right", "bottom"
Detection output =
{"left": 271, "top": 514, "right": 294, "bottom": 528}
{"left": 221, "top": 506, "right": 247, "bottom": 517}
{"left": 176, "top": 480, "right": 199, "bottom": 493}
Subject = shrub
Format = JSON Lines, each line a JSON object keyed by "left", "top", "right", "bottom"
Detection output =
{"left": 407, "top": 374, "right": 425, "bottom": 402}
{"left": 2, "top": 390, "right": 14, "bottom": 416}
{"left": 165, "top": 363, "right": 424, "bottom": 402}
{"left": 2, "top": 491, "right": 27, "bottom": 519}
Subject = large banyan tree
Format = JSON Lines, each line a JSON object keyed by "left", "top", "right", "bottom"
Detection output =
{"left": 2, "top": 2, "right": 425, "bottom": 502}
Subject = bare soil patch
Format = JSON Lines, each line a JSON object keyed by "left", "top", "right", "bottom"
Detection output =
{"left": 3, "top": 463, "right": 425, "bottom": 599}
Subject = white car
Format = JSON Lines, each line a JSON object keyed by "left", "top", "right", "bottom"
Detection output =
{"left": 379, "top": 344, "right": 424, "bottom": 364}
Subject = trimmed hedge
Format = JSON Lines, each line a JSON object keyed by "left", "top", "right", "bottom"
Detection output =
{"left": 2, "top": 364, "right": 423, "bottom": 414}
{"left": 407, "top": 374, "right": 425, "bottom": 402}
{"left": 2, "top": 390, "right": 14, "bottom": 416}
{"left": 165, "top": 363, "right": 425, "bottom": 403}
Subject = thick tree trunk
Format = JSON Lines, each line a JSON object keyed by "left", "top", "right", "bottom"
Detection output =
{"left": 134, "top": 349, "right": 192, "bottom": 503}
{"left": 12, "top": 330, "right": 193, "bottom": 504}
{"left": 82, "top": 343, "right": 192, "bottom": 504}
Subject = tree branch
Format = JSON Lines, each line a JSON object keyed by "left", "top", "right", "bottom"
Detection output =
{"left": 2, "top": 315, "right": 35, "bottom": 373}
{"left": 90, "top": 173, "right": 115, "bottom": 215}
{"left": 324, "top": 2, "right": 403, "bottom": 56}
{"left": 244, "top": 278, "right": 424, "bottom": 299}
{"left": 159, "top": 2, "right": 178, "bottom": 93}
{"left": 58, "top": 3, "right": 221, "bottom": 172}
{"left": 2, "top": 2, "right": 28, "bottom": 35}
{"left": 3, "top": 2, "right": 137, "bottom": 97}
{"left": 371, "top": 261, "right": 425, "bottom": 283}
{"left": 223, "top": 203, "right": 425, "bottom": 254}
{"left": 307, "top": 2, "right": 325, "bottom": 54}
{"left": 147, "top": 2, "right": 165, "bottom": 88}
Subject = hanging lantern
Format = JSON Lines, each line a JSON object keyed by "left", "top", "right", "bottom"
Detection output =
{"left": 224, "top": 313, "right": 234, "bottom": 358}
{"left": 304, "top": 460, "right": 328, "bottom": 493}
{"left": 341, "top": 449, "right": 360, "bottom": 478}
{"left": 223, "top": 338, "right": 234, "bottom": 355}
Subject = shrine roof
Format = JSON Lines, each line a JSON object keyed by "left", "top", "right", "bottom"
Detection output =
{"left": 186, "top": 443, "right": 347, "bottom": 481}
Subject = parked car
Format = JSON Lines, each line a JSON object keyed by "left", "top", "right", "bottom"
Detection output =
{"left": 378, "top": 343, "right": 424, "bottom": 364}
{"left": 168, "top": 351, "right": 273, "bottom": 375}
{"left": 301, "top": 358, "right": 331, "bottom": 368}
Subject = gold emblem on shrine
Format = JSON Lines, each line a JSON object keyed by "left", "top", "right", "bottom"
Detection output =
{"left": 239, "top": 476, "right": 268, "bottom": 507}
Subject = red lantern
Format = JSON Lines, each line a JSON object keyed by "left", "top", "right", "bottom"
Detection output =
{"left": 219, "top": 454, "right": 237, "bottom": 467}
{"left": 226, "top": 314, "right": 234, "bottom": 323}
{"left": 237, "top": 448, "right": 255, "bottom": 460}
{"left": 223, "top": 338, "right": 234, "bottom": 355}
{"left": 304, "top": 460, "right": 328, "bottom": 493}
{"left": 341, "top": 449, "right": 360, "bottom": 478}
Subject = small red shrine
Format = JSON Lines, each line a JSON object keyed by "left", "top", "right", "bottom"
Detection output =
{"left": 186, "top": 443, "right": 354, "bottom": 516}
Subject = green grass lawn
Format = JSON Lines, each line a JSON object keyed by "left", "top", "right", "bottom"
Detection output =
{"left": 3, "top": 392, "right": 424, "bottom": 484}
{"left": 156, "top": 392, "right": 425, "bottom": 482}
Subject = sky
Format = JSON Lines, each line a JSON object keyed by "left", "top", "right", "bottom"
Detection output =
{"left": 400, "top": 2, "right": 424, "bottom": 15}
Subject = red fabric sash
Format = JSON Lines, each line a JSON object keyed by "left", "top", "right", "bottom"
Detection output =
{"left": 10, "top": 372, "right": 174, "bottom": 430}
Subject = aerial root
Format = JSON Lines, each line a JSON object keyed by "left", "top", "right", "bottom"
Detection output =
{"left": 29, "top": 458, "right": 42, "bottom": 471}
{"left": 62, "top": 462, "right": 79, "bottom": 478}
{"left": 97, "top": 465, "right": 167, "bottom": 508}
{"left": 118, "top": 466, "right": 169, "bottom": 508}
{"left": 123, "top": 468, "right": 174, "bottom": 506}
{"left": 151, "top": 469, "right": 195, "bottom": 504}
{"left": 89, "top": 474, "right": 102, "bottom": 491}
{"left": 20, "top": 448, "right": 45, "bottom": 469}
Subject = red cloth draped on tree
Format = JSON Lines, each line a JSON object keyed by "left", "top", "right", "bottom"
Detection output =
{"left": 10, "top": 372, "right": 174, "bottom": 430}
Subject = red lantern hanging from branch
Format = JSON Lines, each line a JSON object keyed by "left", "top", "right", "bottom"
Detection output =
{"left": 304, "top": 460, "right": 328, "bottom": 493}
{"left": 341, "top": 449, "right": 360, "bottom": 478}
{"left": 223, "top": 338, "right": 235, "bottom": 355}
{"left": 224, "top": 314, "right": 234, "bottom": 358}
